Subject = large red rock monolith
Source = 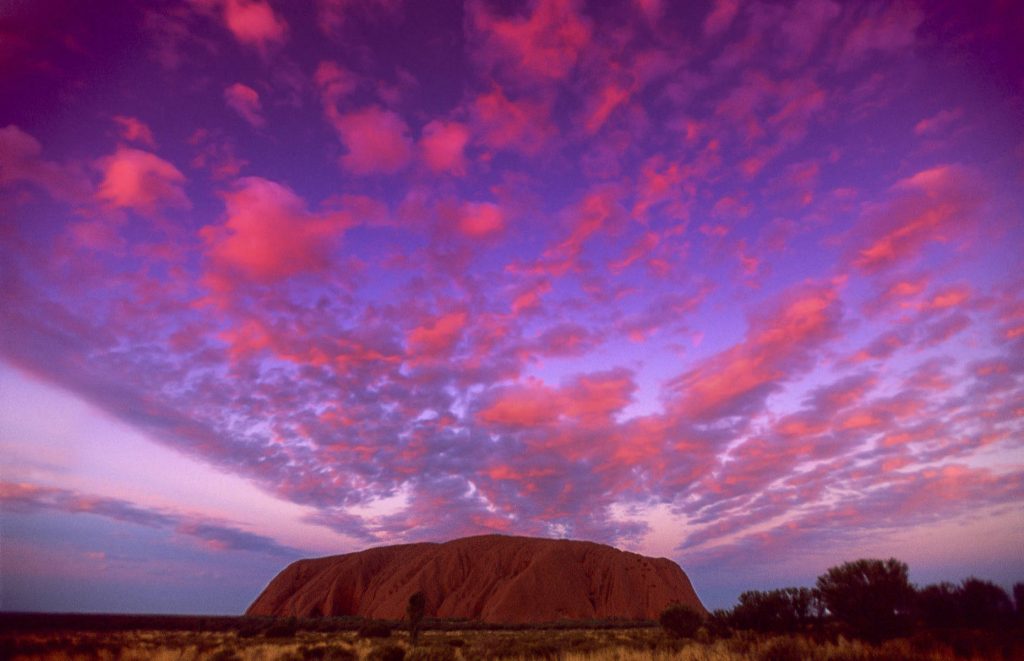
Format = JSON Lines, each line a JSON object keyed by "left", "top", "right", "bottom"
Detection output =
{"left": 246, "top": 534, "right": 705, "bottom": 623}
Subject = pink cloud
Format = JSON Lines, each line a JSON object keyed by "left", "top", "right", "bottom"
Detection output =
{"left": 326, "top": 193, "right": 390, "bottom": 227}
{"left": 189, "top": 129, "right": 249, "bottom": 180}
{"left": 314, "top": 0, "right": 350, "bottom": 35}
{"left": 406, "top": 311, "right": 468, "bottom": 360}
{"left": 113, "top": 116, "right": 157, "bottom": 148}
{"left": 510, "top": 279, "right": 552, "bottom": 315}
{"left": 924, "top": 284, "right": 971, "bottom": 311}
{"left": 477, "top": 380, "right": 561, "bottom": 428}
{"left": 532, "top": 323, "right": 597, "bottom": 357}
{"left": 609, "top": 231, "right": 659, "bottom": 274}
{"left": 846, "top": 329, "right": 911, "bottom": 364}
{"left": 714, "top": 71, "right": 773, "bottom": 137}
{"left": 486, "top": 465, "right": 558, "bottom": 482}
{"left": 633, "top": 0, "right": 663, "bottom": 22}
{"left": 902, "top": 358, "right": 953, "bottom": 394}
{"left": 561, "top": 368, "right": 635, "bottom": 425}
{"left": 668, "top": 283, "right": 842, "bottom": 421}
{"left": 632, "top": 157, "right": 686, "bottom": 221}
{"left": 837, "top": 3, "right": 922, "bottom": 69}
{"left": 221, "top": 0, "right": 288, "bottom": 53}
{"left": 711, "top": 72, "right": 825, "bottom": 180}
{"left": 96, "top": 147, "right": 189, "bottom": 214}
{"left": 469, "top": 0, "right": 592, "bottom": 83}
{"left": 420, "top": 120, "right": 470, "bottom": 175}
{"left": 617, "top": 289, "right": 710, "bottom": 342}
{"left": 778, "top": 160, "right": 820, "bottom": 206}
{"left": 1, "top": 482, "right": 298, "bottom": 557}
{"left": 863, "top": 274, "right": 930, "bottom": 316}
{"left": 853, "top": 164, "right": 986, "bottom": 272}
{"left": 686, "top": 462, "right": 1024, "bottom": 570}
{"left": 214, "top": 308, "right": 401, "bottom": 367}
{"left": 918, "top": 312, "right": 971, "bottom": 347}
{"left": 315, "top": 0, "right": 400, "bottom": 35}
{"left": 889, "top": 279, "right": 927, "bottom": 299}
{"left": 703, "top": 0, "right": 739, "bottom": 38}
{"left": 200, "top": 177, "right": 352, "bottom": 283}
{"left": 807, "top": 373, "right": 877, "bottom": 412}
{"left": 66, "top": 219, "right": 124, "bottom": 252}
{"left": 777, "top": 0, "right": 840, "bottom": 62}
{"left": 456, "top": 201, "right": 505, "bottom": 238}
{"left": 314, "top": 60, "right": 358, "bottom": 127}
{"left": 838, "top": 408, "right": 885, "bottom": 431}
{"left": 217, "top": 318, "right": 273, "bottom": 360}
{"left": 711, "top": 195, "right": 752, "bottom": 219}
{"left": 583, "top": 82, "right": 631, "bottom": 134}
{"left": 224, "top": 82, "right": 265, "bottom": 127}
{"left": 768, "top": 79, "right": 826, "bottom": 139}
{"left": 471, "top": 86, "right": 553, "bottom": 155}
{"left": 510, "top": 186, "right": 628, "bottom": 277}
{"left": 0, "top": 125, "right": 89, "bottom": 203}
{"left": 914, "top": 108, "right": 963, "bottom": 136}
{"left": 333, "top": 106, "right": 413, "bottom": 175}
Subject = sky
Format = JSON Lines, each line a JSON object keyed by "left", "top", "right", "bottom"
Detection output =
{"left": 1, "top": 0, "right": 1022, "bottom": 615}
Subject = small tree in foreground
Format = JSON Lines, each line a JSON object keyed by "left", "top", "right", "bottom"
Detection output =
{"left": 1014, "top": 582, "right": 1024, "bottom": 621}
{"left": 729, "top": 587, "right": 819, "bottom": 633}
{"left": 916, "top": 582, "right": 963, "bottom": 629}
{"left": 407, "top": 591, "right": 426, "bottom": 645}
{"left": 959, "top": 577, "right": 1014, "bottom": 628}
{"left": 659, "top": 602, "right": 703, "bottom": 638}
{"left": 816, "top": 558, "right": 914, "bottom": 642}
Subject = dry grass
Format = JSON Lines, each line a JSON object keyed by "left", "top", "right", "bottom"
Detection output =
{"left": 3, "top": 627, "right": 1021, "bottom": 660}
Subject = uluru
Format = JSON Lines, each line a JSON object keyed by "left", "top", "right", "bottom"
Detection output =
{"left": 247, "top": 535, "right": 705, "bottom": 623}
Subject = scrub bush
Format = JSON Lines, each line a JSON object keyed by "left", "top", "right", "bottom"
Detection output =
{"left": 659, "top": 602, "right": 704, "bottom": 638}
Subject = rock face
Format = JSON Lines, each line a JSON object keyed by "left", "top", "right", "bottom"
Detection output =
{"left": 247, "top": 534, "right": 705, "bottom": 623}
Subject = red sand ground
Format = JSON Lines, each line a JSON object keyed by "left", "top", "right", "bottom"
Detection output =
{"left": 247, "top": 534, "right": 705, "bottom": 623}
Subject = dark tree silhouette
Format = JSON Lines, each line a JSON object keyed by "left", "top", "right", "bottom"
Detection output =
{"left": 659, "top": 602, "right": 703, "bottom": 638}
{"left": 959, "top": 578, "right": 1013, "bottom": 628}
{"left": 1014, "top": 582, "right": 1024, "bottom": 620}
{"left": 916, "top": 582, "right": 963, "bottom": 629}
{"left": 705, "top": 609, "right": 733, "bottom": 637}
{"left": 729, "top": 587, "right": 819, "bottom": 633}
{"left": 406, "top": 591, "right": 426, "bottom": 646}
{"left": 815, "top": 558, "right": 914, "bottom": 642}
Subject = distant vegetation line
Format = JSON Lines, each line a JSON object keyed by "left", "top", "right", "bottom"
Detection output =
{"left": 688, "top": 558, "right": 1023, "bottom": 643}
{"left": 0, "top": 612, "right": 657, "bottom": 634}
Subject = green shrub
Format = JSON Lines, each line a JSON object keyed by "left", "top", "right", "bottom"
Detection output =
{"left": 659, "top": 602, "right": 704, "bottom": 638}
{"left": 730, "top": 587, "right": 820, "bottom": 633}
{"left": 358, "top": 620, "right": 394, "bottom": 638}
{"left": 238, "top": 617, "right": 269, "bottom": 638}
{"left": 407, "top": 591, "right": 427, "bottom": 646}
{"left": 263, "top": 616, "right": 299, "bottom": 638}
{"left": 959, "top": 577, "right": 1014, "bottom": 628}
{"left": 915, "top": 582, "right": 962, "bottom": 629}
{"left": 816, "top": 558, "right": 914, "bottom": 642}
{"left": 300, "top": 645, "right": 358, "bottom": 660}
{"left": 369, "top": 644, "right": 406, "bottom": 661}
